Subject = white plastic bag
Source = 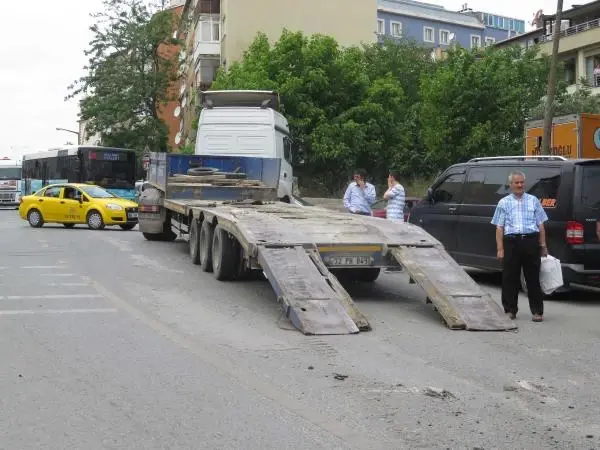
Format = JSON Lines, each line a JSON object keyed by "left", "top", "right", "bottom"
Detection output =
{"left": 539, "top": 255, "right": 563, "bottom": 295}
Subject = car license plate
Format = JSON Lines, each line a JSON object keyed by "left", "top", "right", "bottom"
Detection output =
{"left": 127, "top": 212, "right": 138, "bottom": 219}
{"left": 326, "top": 256, "right": 372, "bottom": 266}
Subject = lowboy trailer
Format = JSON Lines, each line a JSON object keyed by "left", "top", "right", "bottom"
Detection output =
{"left": 138, "top": 153, "right": 516, "bottom": 335}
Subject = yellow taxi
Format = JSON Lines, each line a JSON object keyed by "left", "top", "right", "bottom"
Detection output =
{"left": 18, "top": 183, "right": 139, "bottom": 230}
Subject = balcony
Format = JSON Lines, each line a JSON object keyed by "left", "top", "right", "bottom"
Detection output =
{"left": 194, "top": 41, "right": 220, "bottom": 61}
{"left": 539, "top": 18, "right": 600, "bottom": 55}
{"left": 192, "top": 16, "right": 220, "bottom": 62}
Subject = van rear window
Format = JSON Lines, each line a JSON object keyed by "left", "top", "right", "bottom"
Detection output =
{"left": 582, "top": 165, "right": 600, "bottom": 209}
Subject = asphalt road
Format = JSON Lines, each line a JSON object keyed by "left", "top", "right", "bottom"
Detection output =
{"left": 2, "top": 211, "right": 600, "bottom": 449}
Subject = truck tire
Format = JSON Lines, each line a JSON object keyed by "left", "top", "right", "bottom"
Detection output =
{"left": 199, "top": 220, "right": 214, "bottom": 272}
{"left": 189, "top": 219, "right": 201, "bottom": 265}
{"left": 143, "top": 232, "right": 163, "bottom": 241}
{"left": 358, "top": 268, "right": 381, "bottom": 283}
{"left": 212, "top": 225, "right": 239, "bottom": 281}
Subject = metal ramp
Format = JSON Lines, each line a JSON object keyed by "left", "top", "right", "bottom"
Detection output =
{"left": 390, "top": 247, "right": 517, "bottom": 331}
{"left": 258, "top": 246, "right": 370, "bottom": 335}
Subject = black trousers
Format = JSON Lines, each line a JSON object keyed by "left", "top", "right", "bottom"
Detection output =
{"left": 502, "top": 234, "right": 544, "bottom": 316}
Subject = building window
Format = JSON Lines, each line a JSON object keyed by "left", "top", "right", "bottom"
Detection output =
{"left": 440, "top": 29, "right": 450, "bottom": 45}
{"left": 423, "top": 26, "right": 434, "bottom": 43}
{"left": 390, "top": 21, "right": 403, "bottom": 37}
{"left": 376, "top": 19, "right": 384, "bottom": 35}
{"left": 484, "top": 37, "right": 495, "bottom": 46}
{"left": 471, "top": 35, "right": 481, "bottom": 48}
{"left": 198, "top": 20, "right": 220, "bottom": 43}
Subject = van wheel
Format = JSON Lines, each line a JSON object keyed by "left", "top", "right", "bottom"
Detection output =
{"left": 212, "top": 226, "right": 240, "bottom": 281}
{"left": 199, "top": 221, "right": 214, "bottom": 272}
{"left": 27, "top": 209, "right": 44, "bottom": 228}
{"left": 189, "top": 219, "right": 201, "bottom": 265}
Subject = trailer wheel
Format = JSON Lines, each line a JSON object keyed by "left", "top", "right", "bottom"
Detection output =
{"left": 143, "top": 232, "right": 163, "bottom": 241}
{"left": 212, "top": 225, "right": 239, "bottom": 281}
{"left": 189, "top": 219, "right": 201, "bottom": 265}
{"left": 358, "top": 268, "right": 381, "bottom": 283}
{"left": 199, "top": 220, "right": 214, "bottom": 272}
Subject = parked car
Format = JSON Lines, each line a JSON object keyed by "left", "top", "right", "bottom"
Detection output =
{"left": 408, "top": 156, "right": 600, "bottom": 292}
{"left": 371, "top": 196, "right": 421, "bottom": 222}
{"left": 18, "top": 183, "right": 139, "bottom": 230}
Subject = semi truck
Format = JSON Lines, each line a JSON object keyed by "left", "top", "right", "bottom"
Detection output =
{"left": 525, "top": 113, "right": 600, "bottom": 159}
{"left": 0, "top": 158, "right": 22, "bottom": 209}
{"left": 137, "top": 91, "right": 516, "bottom": 335}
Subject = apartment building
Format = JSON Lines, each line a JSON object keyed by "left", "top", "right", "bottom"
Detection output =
{"left": 169, "top": 0, "right": 377, "bottom": 149}
{"left": 496, "top": 1, "right": 600, "bottom": 94}
{"left": 376, "top": 0, "right": 525, "bottom": 50}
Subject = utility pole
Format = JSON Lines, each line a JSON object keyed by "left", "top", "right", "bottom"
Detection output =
{"left": 541, "top": 0, "right": 564, "bottom": 155}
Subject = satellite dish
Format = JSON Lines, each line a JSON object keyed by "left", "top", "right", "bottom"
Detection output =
{"left": 175, "top": 132, "right": 182, "bottom": 145}
{"left": 181, "top": 96, "right": 187, "bottom": 108}
{"left": 172, "top": 31, "right": 178, "bottom": 39}
{"left": 179, "top": 84, "right": 186, "bottom": 97}
{"left": 174, "top": 106, "right": 181, "bottom": 117}
{"left": 449, "top": 32, "right": 456, "bottom": 43}
{"left": 179, "top": 120, "right": 183, "bottom": 132}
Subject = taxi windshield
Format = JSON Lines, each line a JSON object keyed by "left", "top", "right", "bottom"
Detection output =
{"left": 79, "top": 185, "right": 116, "bottom": 198}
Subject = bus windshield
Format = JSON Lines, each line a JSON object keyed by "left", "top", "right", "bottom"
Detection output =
{"left": 83, "top": 149, "right": 136, "bottom": 189}
{"left": 0, "top": 167, "right": 22, "bottom": 180}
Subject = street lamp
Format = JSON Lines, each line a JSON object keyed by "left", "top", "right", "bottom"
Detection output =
{"left": 55, "top": 127, "right": 81, "bottom": 145}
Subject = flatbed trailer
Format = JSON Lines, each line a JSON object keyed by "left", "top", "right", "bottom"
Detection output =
{"left": 138, "top": 153, "right": 516, "bottom": 335}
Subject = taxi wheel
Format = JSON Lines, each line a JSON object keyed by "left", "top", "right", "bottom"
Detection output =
{"left": 63, "top": 224, "right": 75, "bottom": 229}
{"left": 87, "top": 210, "right": 105, "bottom": 230}
{"left": 27, "top": 209, "right": 44, "bottom": 228}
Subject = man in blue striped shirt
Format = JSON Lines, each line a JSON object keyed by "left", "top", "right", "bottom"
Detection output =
{"left": 343, "top": 169, "right": 376, "bottom": 215}
{"left": 383, "top": 169, "right": 405, "bottom": 222}
{"left": 491, "top": 170, "right": 548, "bottom": 323}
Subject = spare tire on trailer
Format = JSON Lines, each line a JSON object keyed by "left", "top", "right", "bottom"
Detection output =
{"left": 187, "top": 167, "right": 218, "bottom": 176}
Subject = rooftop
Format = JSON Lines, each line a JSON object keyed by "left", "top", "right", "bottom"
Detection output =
{"left": 377, "top": 0, "right": 484, "bottom": 29}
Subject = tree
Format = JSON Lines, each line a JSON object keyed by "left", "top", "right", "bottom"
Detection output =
{"left": 67, "top": 0, "right": 180, "bottom": 153}
{"left": 528, "top": 79, "right": 600, "bottom": 119}
{"left": 419, "top": 45, "right": 553, "bottom": 172}
{"left": 212, "top": 32, "right": 434, "bottom": 192}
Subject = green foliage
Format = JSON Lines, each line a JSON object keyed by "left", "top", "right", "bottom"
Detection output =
{"left": 419, "top": 44, "right": 554, "bottom": 171}
{"left": 68, "top": 0, "right": 180, "bottom": 154}
{"left": 528, "top": 78, "right": 600, "bottom": 119}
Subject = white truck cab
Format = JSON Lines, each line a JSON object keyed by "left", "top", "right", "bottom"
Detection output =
{"left": 194, "top": 90, "right": 294, "bottom": 202}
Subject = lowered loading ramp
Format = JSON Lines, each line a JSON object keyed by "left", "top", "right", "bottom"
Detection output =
{"left": 390, "top": 247, "right": 516, "bottom": 331}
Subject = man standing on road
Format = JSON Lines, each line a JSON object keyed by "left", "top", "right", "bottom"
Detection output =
{"left": 491, "top": 171, "right": 548, "bottom": 323}
{"left": 383, "top": 169, "right": 405, "bottom": 222}
{"left": 343, "top": 169, "right": 376, "bottom": 215}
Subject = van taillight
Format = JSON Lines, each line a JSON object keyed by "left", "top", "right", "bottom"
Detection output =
{"left": 566, "top": 221, "right": 584, "bottom": 244}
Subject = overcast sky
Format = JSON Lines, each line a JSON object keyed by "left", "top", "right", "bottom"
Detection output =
{"left": 0, "top": 0, "right": 578, "bottom": 160}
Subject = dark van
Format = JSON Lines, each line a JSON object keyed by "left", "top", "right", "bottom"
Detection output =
{"left": 408, "top": 156, "right": 600, "bottom": 291}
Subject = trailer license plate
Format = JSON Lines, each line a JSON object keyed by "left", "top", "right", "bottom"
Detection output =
{"left": 127, "top": 212, "right": 138, "bottom": 219}
{"left": 327, "top": 256, "right": 372, "bottom": 266}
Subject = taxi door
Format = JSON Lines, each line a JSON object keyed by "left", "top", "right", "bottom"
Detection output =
{"left": 38, "top": 186, "right": 64, "bottom": 221}
{"left": 56, "top": 187, "right": 85, "bottom": 223}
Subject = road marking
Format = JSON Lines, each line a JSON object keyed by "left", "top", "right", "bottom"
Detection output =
{"left": 20, "top": 265, "right": 67, "bottom": 269}
{"left": 45, "top": 282, "right": 90, "bottom": 287}
{"left": 0, "top": 308, "right": 118, "bottom": 315}
{"left": 0, "top": 294, "right": 102, "bottom": 300}
{"left": 86, "top": 276, "right": 375, "bottom": 450}
{"left": 40, "top": 273, "right": 71, "bottom": 277}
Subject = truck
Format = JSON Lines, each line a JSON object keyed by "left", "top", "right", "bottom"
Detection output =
{"left": 137, "top": 91, "right": 516, "bottom": 335}
{"left": 0, "top": 157, "right": 22, "bottom": 209}
{"left": 195, "top": 90, "right": 294, "bottom": 203}
{"left": 525, "top": 113, "right": 600, "bottom": 159}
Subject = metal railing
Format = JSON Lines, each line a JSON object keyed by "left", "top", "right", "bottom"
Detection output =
{"left": 540, "top": 18, "right": 600, "bottom": 43}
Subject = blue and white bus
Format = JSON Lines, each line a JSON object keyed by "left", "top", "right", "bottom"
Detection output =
{"left": 21, "top": 146, "right": 137, "bottom": 202}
